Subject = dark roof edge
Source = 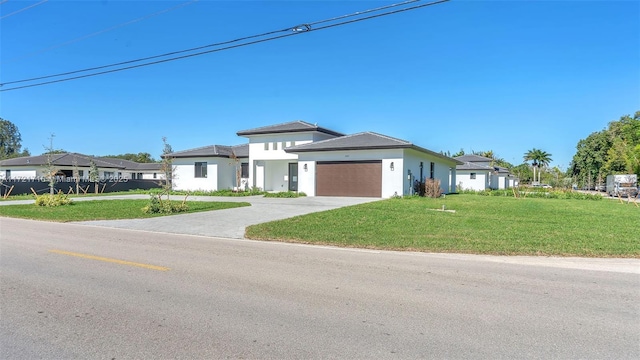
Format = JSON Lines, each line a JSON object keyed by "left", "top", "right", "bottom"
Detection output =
{"left": 286, "top": 144, "right": 463, "bottom": 165}
{"left": 237, "top": 127, "right": 344, "bottom": 137}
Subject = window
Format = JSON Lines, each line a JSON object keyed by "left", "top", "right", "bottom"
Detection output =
{"left": 137, "top": 173, "right": 143, "bottom": 179}
{"left": 241, "top": 163, "right": 249, "bottom": 178}
{"left": 78, "top": 170, "right": 84, "bottom": 178}
{"left": 291, "top": 141, "right": 296, "bottom": 147}
{"left": 430, "top": 162, "right": 435, "bottom": 179}
{"left": 104, "top": 171, "right": 114, "bottom": 179}
{"left": 264, "top": 142, "right": 269, "bottom": 150}
{"left": 195, "top": 162, "right": 207, "bottom": 178}
{"left": 282, "top": 141, "right": 287, "bottom": 149}
{"left": 273, "top": 142, "right": 278, "bottom": 150}
{"left": 470, "top": 173, "right": 476, "bottom": 179}
{"left": 153, "top": 173, "right": 157, "bottom": 179}
{"left": 5, "top": 170, "right": 10, "bottom": 179}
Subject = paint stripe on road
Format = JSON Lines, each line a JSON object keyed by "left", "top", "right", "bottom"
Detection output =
{"left": 49, "top": 249, "right": 170, "bottom": 271}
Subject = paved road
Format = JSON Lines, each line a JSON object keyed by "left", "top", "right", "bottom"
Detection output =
{"left": 2, "top": 217, "right": 639, "bottom": 359}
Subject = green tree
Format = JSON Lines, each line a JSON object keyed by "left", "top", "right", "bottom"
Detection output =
{"left": 569, "top": 111, "right": 640, "bottom": 186}
{"left": 160, "top": 137, "right": 174, "bottom": 192}
{"left": 0, "top": 118, "right": 30, "bottom": 159}
{"left": 523, "top": 148, "right": 552, "bottom": 184}
{"left": 88, "top": 160, "right": 100, "bottom": 194}
{"left": 104, "top": 152, "right": 156, "bottom": 163}
{"left": 451, "top": 148, "right": 465, "bottom": 157}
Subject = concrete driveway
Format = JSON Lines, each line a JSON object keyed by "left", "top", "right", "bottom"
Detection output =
{"left": 72, "top": 195, "right": 379, "bottom": 239}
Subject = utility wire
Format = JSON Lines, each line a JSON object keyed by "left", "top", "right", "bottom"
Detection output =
{"left": 0, "top": 0, "right": 47, "bottom": 20}
{"left": 3, "top": 0, "right": 199, "bottom": 64}
{"left": 2, "top": 0, "right": 421, "bottom": 86}
{"left": 0, "top": 0, "right": 449, "bottom": 92}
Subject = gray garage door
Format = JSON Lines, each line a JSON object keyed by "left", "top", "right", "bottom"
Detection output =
{"left": 316, "top": 161, "right": 382, "bottom": 197}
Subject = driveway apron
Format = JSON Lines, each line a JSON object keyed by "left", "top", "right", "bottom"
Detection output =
{"left": 73, "top": 195, "right": 379, "bottom": 239}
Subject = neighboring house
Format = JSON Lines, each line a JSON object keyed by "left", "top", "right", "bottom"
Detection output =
{"left": 226, "top": 120, "right": 461, "bottom": 197}
{"left": 166, "top": 144, "right": 249, "bottom": 192}
{"left": 0, "top": 153, "right": 163, "bottom": 181}
{"left": 454, "top": 154, "right": 516, "bottom": 191}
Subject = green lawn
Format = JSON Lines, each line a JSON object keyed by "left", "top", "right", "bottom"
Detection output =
{"left": 246, "top": 195, "right": 640, "bottom": 257}
{"left": 0, "top": 199, "right": 250, "bottom": 222}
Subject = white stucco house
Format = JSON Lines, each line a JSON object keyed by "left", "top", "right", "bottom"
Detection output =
{"left": 167, "top": 144, "right": 249, "bottom": 192}
{"left": 0, "top": 153, "right": 163, "bottom": 181}
{"left": 454, "top": 154, "right": 516, "bottom": 191}
{"left": 228, "top": 121, "right": 462, "bottom": 197}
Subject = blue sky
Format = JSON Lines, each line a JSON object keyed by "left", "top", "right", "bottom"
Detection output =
{"left": 1, "top": 0, "right": 638, "bottom": 169}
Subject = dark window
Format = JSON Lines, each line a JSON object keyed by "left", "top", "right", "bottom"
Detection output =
{"left": 430, "top": 162, "right": 435, "bottom": 179}
{"left": 195, "top": 162, "right": 207, "bottom": 178}
{"left": 241, "top": 163, "right": 249, "bottom": 178}
{"left": 153, "top": 173, "right": 157, "bottom": 179}
{"left": 78, "top": 170, "right": 84, "bottom": 178}
{"left": 273, "top": 142, "right": 278, "bottom": 150}
{"left": 5, "top": 170, "right": 10, "bottom": 179}
{"left": 470, "top": 173, "right": 476, "bottom": 179}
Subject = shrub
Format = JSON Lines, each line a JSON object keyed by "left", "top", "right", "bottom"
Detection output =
{"left": 424, "top": 179, "right": 442, "bottom": 198}
{"left": 141, "top": 194, "right": 189, "bottom": 214}
{"left": 264, "top": 191, "right": 306, "bottom": 198}
{"left": 35, "top": 193, "right": 73, "bottom": 207}
{"left": 459, "top": 188, "right": 603, "bottom": 201}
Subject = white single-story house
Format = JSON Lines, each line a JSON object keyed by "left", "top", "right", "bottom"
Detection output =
{"left": 0, "top": 153, "right": 163, "bottom": 181}
{"left": 229, "top": 121, "right": 462, "bottom": 197}
{"left": 167, "top": 144, "right": 249, "bottom": 192}
{"left": 454, "top": 154, "right": 516, "bottom": 191}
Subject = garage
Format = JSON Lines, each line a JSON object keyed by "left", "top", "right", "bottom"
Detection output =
{"left": 316, "top": 160, "right": 382, "bottom": 197}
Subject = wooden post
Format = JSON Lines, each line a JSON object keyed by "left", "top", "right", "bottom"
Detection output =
{"left": 30, "top": 187, "right": 38, "bottom": 196}
{"left": 3, "top": 185, "right": 14, "bottom": 199}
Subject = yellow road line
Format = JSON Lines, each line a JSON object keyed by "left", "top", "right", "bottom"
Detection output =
{"left": 49, "top": 249, "right": 170, "bottom": 271}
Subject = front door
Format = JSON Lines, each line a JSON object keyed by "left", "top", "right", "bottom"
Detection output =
{"left": 288, "top": 163, "right": 298, "bottom": 191}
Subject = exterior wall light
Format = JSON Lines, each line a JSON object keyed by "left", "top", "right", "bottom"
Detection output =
{"left": 303, "top": 164, "right": 308, "bottom": 172}
{"left": 390, "top": 162, "right": 394, "bottom": 171}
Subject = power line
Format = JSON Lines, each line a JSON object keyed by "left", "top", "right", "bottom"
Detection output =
{"left": 0, "top": 0, "right": 47, "bottom": 20}
{"left": 2, "top": 0, "right": 422, "bottom": 86}
{"left": 0, "top": 0, "right": 449, "bottom": 92}
{"left": 3, "top": 0, "right": 200, "bottom": 64}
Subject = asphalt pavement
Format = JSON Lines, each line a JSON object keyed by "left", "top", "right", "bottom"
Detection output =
{"left": 1, "top": 218, "right": 639, "bottom": 359}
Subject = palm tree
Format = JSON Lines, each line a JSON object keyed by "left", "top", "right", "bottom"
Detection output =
{"left": 524, "top": 148, "right": 552, "bottom": 184}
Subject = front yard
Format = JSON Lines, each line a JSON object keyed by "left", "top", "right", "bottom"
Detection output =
{"left": 245, "top": 195, "right": 640, "bottom": 257}
{"left": 0, "top": 199, "right": 250, "bottom": 222}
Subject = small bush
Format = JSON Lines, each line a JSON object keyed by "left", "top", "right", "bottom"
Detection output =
{"left": 35, "top": 193, "right": 73, "bottom": 207}
{"left": 141, "top": 194, "right": 189, "bottom": 214}
{"left": 461, "top": 188, "right": 603, "bottom": 201}
{"left": 424, "top": 179, "right": 442, "bottom": 198}
{"left": 264, "top": 191, "right": 306, "bottom": 198}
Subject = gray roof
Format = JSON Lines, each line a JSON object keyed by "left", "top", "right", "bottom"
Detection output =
{"left": 286, "top": 132, "right": 463, "bottom": 164}
{"left": 454, "top": 154, "right": 493, "bottom": 162}
{"left": 456, "top": 162, "right": 494, "bottom": 171}
{"left": 0, "top": 153, "right": 162, "bottom": 171}
{"left": 456, "top": 162, "right": 512, "bottom": 174}
{"left": 166, "top": 144, "right": 248, "bottom": 159}
{"left": 237, "top": 121, "right": 344, "bottom": 137}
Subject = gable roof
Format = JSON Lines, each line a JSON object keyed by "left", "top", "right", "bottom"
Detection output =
{"left": 0, "top": 153, "right": 162, "bottom": 171}
{"left": 236, "top": 120, "right": 344, "bottom": 137}
{"left": 165, "top": 144, "right": 248, "bottom": 159}
{"left": 454, "top": 154, "right": 493, "bottom": 162}
{"left": 286, "top": 132, "right": 463, "bottom": 164}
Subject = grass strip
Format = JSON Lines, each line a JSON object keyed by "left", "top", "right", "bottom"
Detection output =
{"left": 246, "top": 195, "right": 639, "bottom": 257}
{"left": 0, "top": 199, "right": 249, "bottom": 222}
